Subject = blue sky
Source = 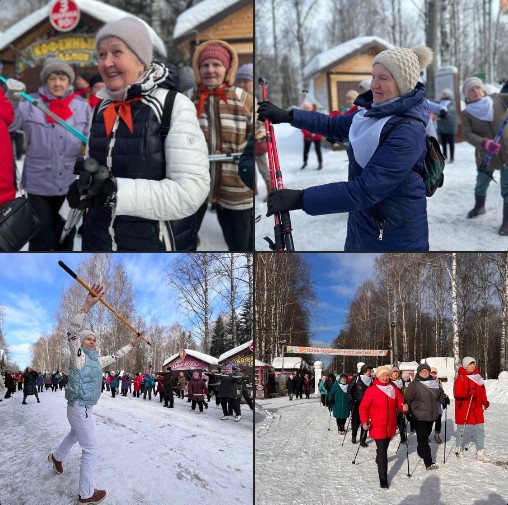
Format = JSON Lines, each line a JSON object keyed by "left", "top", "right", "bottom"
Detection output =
{"left": 302, "top": 253, "right": 380, "bottom": 365}
{"left": 0, "top": 253, "right": 205, "bottom": 369}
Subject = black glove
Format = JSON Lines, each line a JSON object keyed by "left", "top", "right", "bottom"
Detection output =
{"left": 266, "top": 189, "right": 304, "bottom": 217}
{"left": 67, "top": 180, "right": 94, "bottom": 210}
{"left": 257, "top": 101, "right": 293, "bottom": 124}
{"left": 93, "top": 177, "right": 117, "bottom": 208}
{"left": 439, "top": 109, "right": 448, "bottom": 119}
{"left": 444, "top": 396, "right": 450, "bottom": 406}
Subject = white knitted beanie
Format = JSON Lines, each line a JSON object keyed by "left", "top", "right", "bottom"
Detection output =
{"left": 373, "top": 46, "right": 433, "bottom": 96}
{"left": 375, "top": 365, "right": 391, "bottom": 377}
{"left": 96, "top": 17, "right": 153, "bottom": 69}
{"left": 462, "top": 356, "right": 475, "bottom": 369}
{"left": 462, "top": 77, "right": 483, "bottom": 98}
{"left": 79, "top": 329, "right": 95, "bottom": 343}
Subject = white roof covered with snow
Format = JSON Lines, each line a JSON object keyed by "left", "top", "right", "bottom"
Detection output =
{"left": 271, "top": 356, "right": 308, "bottom": 369}
{"left": 162, "top": 349, "right": 218, "bottom": 368}
{"left": 303, "top": 36, "right": 393, "bottom": 79}
{"left": 0, "top": 0, "right": 167, "bottom": 58}
{"left": 173, "top": 0, "right": 244, "bottom": 40}
{"left": 218, "top": 340, "right": 253, "bottom": 362}
{"left": 255, "top": 359, "right": 272, "bottom": 368}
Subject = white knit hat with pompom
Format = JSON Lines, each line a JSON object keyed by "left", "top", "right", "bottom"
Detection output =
{"left": 373, "top": 46, "right": 433, "bottom": 96}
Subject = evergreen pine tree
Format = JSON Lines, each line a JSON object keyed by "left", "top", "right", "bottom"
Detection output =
{"left": 210, "top": 315, "right": 229, "bottom": 358}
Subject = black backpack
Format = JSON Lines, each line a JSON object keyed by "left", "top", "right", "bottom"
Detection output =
{"left": 380, "top": 117, "right": 445, "bottom": 197}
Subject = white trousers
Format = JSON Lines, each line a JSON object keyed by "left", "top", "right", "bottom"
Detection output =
{"left": 54, "top": 404, "right": 97, "bottom": 499}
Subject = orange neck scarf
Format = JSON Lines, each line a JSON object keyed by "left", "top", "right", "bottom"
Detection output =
{"left": 103, "top": 97, "right": 142, "bottom": 137}
{"left": 196, "top": 83, "right": 228, "bottom": 118}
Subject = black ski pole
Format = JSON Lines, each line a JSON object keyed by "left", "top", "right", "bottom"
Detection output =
{"left": 342, "top": 407, "right": 354, "bottom": 446}
{"left": 405, "top": 418, "right": 410, "bottom": 477}
{"left": 477, "top": 112, "right": 508, "bottom": 182}
{"left": 443, "top": 405, "right": 447, "bottom": 464}
{"left": 456, "top": 396, "right": 473, "bottom": 456}
{"left": 328, "top": 407, "right": 332, "bottom": 431}
{"left": 352, "top": 441, "right": 362, "bottom": 465}
{"left": 258, "top": 77, "right": 295, "bottom": 252}
{"left": 352, "top": 421, "right": 369, "bottom": 464}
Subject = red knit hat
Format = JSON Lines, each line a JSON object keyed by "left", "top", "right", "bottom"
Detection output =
{"left": 198, "top": 44, "right": 231, "bottom": 70}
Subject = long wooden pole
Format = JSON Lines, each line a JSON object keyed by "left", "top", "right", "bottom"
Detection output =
{"left": 58, "top": 260, "right": 151, "bottom": 345}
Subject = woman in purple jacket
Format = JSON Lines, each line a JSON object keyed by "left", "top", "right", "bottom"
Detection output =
{"left": 258, "top": 46, "right": 433, "bottom": 251}
{"left": 6, "top": 58, "right": 91, "bottom": 250}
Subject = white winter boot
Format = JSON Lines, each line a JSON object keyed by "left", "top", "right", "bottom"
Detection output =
{"left": 456, "top": 448, "right": 465, "bottom": 458}
{"left": 476, "top": 449, "right": 491, "bottom": 463}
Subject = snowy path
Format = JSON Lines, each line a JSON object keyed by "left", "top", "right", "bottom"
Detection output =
{"left": 255, "top": 123, "right": 507, "bottom": 251}
{"left": 255, "top": 392, "right": 508, "bottom": 505}
{"left": 0, "top": 388, "right": 253, "bottom": 505}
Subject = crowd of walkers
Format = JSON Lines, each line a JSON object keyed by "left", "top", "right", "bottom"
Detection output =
{"left": 1, "top": 365, "right": 253, "bottom": 422}
{"left": 288, "top": 356, "right": 491, "bottom": 489}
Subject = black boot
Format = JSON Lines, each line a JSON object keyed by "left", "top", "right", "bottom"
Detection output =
{"left": 499, "top": 203, "right": 508, "bottom": 235}
{"left": 300, "top": 161, "right": 307, "bottom": 170}
{"left": 467, "top": 194, "right": 486, "bottom": 218}
{"left": 317, "top": 163, "right": 323, "bottom": 170}
{"left": 380, "top": 479, "right": 389, "bottom": 489}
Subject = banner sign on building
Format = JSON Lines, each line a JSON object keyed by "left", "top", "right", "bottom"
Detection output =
{"left": 286, "top": 346, "right": 388, "bottom": 357}
{"left": 17, "top": 35, "right": 96, "bottom": 73}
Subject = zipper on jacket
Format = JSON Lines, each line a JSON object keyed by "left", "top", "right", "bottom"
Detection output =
{"left": 373, "top": 204, "right": 385, "bottom": 241}
{"left": 85, "top": 405, "right": 88, "bottom": 418}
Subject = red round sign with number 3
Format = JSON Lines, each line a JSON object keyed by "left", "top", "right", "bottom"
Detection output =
{"left": 49, "top": 0, "right": 80, "bottom": 32}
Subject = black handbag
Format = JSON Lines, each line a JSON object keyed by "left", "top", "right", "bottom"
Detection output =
{"left": 0, "top": 196, "right": 42, "bottom": 251}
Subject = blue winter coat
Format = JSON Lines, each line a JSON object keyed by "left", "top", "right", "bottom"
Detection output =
{"left": 291, "top": 83, "right": 430, "bottom": 251}
{"left": 66, "top": 347, "right": 102, "bottom": 407}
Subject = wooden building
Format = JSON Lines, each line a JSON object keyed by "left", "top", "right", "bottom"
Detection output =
{"left": 173, "top": 0, "right": 253, "bottom": 66}
{"left": 0, "top": 0, "right": 166, "bottom": 92}
{"left": 303, "top": 36, "right": 393, "bottom": 113}
{"left": 218, "top": 340, "right": 253, "bottom": 376}
{"left": 162, "top": 349, "right": 218, "bottom": 374}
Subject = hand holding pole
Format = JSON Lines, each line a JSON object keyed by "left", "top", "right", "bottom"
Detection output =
{"left": 258, "top": 77, "right": 295, "bottom": 251}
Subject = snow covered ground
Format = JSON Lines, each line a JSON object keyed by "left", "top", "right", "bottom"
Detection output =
{"left": 255, "top": 123, "right": 507, "bottom": 251}
{"left": 0, "top": 388, "right": 253, "bottom": 505}
{"left": 254, "top": 380, "right": 508, "bottom": 505}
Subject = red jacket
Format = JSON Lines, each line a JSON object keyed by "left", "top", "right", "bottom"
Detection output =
{"left": 0, "top": 87, "right": 15, "bottom": 206}
{"left": 454, "top": 367, "right": 489, "bottom": 425}
{"left": 359, "top": 378, "right": 404, "bottom": 440}
{"left": 133, "top": 375, "right": 143, "bottom": 392}
{"left": 301, "top": 129, "right": 323, "bottom": 141}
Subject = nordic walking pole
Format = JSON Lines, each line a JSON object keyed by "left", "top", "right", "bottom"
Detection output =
{"left": 443, "top": 405, "right": 448, "bottom": 463}
{"left": 342, "top": 407, "right": 354, "bottom": 446}
{"left": 258, "top": 76, "right": 295, "bottom": 252}
{"left": 58, "top": 260, "right": 152, "bottom": 345}
{"left": 477, "top": 112, "right": 508, "bottom": 182}
{"left": 328, "top": 407, "right": 332, "bottom": 431}
{"left": 352, "top": 421, "right": 369, "bottom": 464}
{"left": 0, "top": 75, "right": 88, "bottom": 144}
{"left": 455, "top": 395, "right": 473, "bottom": 456}
{"left": 405, "top": 418, "right": 411, "bottom": 477}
